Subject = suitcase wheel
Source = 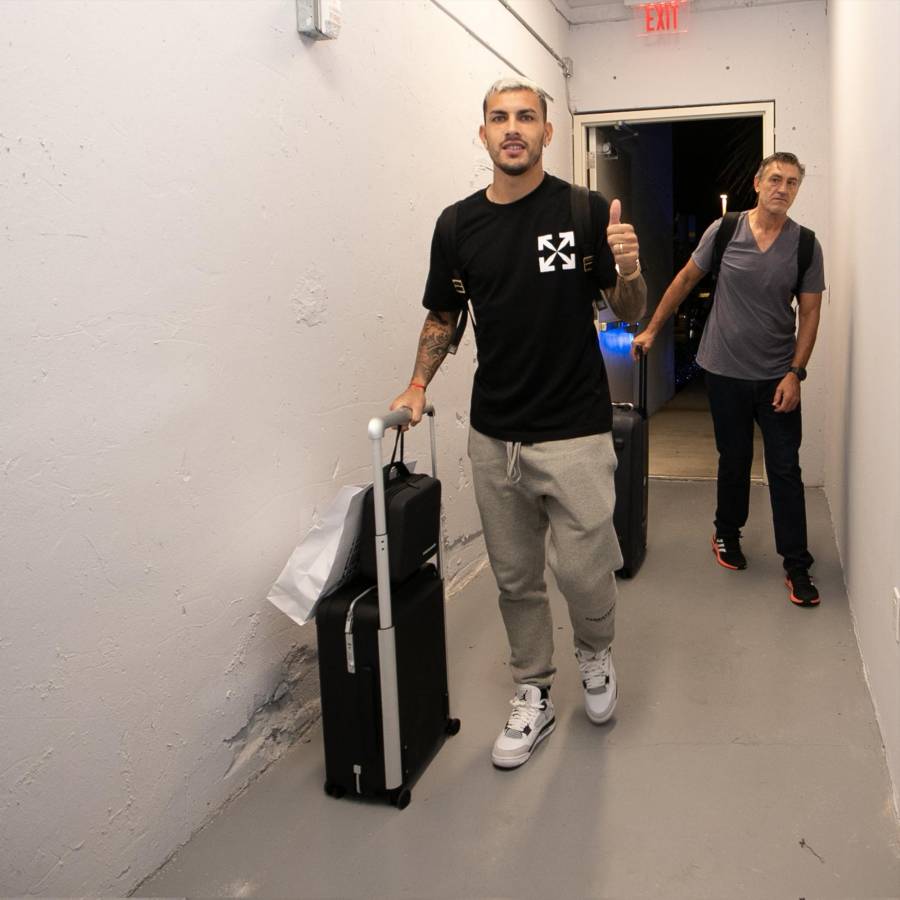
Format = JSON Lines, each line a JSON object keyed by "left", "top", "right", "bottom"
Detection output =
{"left": 324, "top": 781, "right": 346, "bottom": 799}
{"left": 390, "top": 787, "right": 411, "bottom": 810}
{"left": 446, "top": 718, "right": 461, "bottom": 736}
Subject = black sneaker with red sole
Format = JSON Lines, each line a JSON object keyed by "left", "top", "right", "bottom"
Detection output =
{"left": 786, "top": 569, "right": 820, "bottom": 606}
{"left": 711, "top": 533, "right": 747, "bottom": 570}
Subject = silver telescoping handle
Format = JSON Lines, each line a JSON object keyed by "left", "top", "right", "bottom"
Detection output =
{"left": 365, "top": 404, "right": 440, "bottom": 793}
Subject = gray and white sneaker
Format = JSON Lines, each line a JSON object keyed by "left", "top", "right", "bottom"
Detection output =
{"left": 576, "top": 646, "right": 617, "bottom": 724}
{"left": 491, "top": 684, "right": 556, "bottom": 769}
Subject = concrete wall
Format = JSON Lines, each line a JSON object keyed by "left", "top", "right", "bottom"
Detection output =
{"left": 826, "top": 0, "right": 900, "bottom": 815}
{"left": 569, "top": 1, "right": 830, "bottom": 485}
{"left": 0, "top": 0, "right": 571, "bottom": 893}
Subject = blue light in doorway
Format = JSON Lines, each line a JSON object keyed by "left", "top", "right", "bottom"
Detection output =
{"left": 598, "top": 321, "right": 637, "bottom": 357}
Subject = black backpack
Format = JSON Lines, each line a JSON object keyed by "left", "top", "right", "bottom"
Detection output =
{"left": 437, "top": 184, "right": 602, "bottom": 354}
{"left": 711, "top": 211, "right": 815, "bottom": 299}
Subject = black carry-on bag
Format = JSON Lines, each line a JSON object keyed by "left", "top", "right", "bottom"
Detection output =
{"left": 357, "top": 431, "right": 442, "bottom": 584}
{"left": 610, "top": 343, "right": 649, "bottom": 578}
{"left": 315, "top": 405, "right": 460, "bottom": 809}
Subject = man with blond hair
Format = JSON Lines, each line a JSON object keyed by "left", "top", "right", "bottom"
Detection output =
{"left": 633, "top": 152, "right": 825, "bottom": 606}
{"left": 391, "top": 78, "right": 646, "bottom": 769}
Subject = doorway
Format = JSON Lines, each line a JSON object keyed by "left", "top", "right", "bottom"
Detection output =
{"left": 575, "top": 103, "right": 772, "bottom": 481}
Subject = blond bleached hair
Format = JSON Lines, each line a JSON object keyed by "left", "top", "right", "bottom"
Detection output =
{"left": 482, "top": 77, "right": 550, "bottom": 122}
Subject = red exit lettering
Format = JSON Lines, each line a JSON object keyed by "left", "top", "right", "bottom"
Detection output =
{"left": 644, "top": 2, "right": 681, "bottom": 33}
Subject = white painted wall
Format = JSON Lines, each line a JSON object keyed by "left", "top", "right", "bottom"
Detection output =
{"left": 0, "top": 0, "right": 571, "bottom": 893}
{"left": 569, "top": 1, "right": 831, "bottom": 485}
{"left": 827, "top": 0, "right": 900, "bottom": 815}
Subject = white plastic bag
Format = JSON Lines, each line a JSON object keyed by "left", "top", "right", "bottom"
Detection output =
{"left": 267, "top": 483, "right": 368, "bottom": 625}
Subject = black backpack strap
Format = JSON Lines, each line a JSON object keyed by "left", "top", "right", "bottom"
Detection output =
{"left": 570, "top": 184, "right": 611, "bottom": 312}
{"left": 794, "top": 226, "right": 815, "bottom": 297}
{"left": 711, "top": 211, "right": 740, "bottom": 284}
{"left": 436, "top": 202, "right": 470, "bottom": 355}
{"left": 570, "top": 184, "right": 594, "bottom": 273}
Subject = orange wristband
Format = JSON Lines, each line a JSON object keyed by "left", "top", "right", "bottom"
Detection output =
{"left": 409, "top": 382, "right": 426, "bottom": 390}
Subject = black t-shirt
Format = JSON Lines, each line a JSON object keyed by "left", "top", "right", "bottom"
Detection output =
{"left": 423, "top": 174, "right": 617, "bottom": 443}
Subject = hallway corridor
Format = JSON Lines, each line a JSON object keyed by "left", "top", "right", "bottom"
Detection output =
{"left": 136, "top": 481, "right": 900, "bottom": 899}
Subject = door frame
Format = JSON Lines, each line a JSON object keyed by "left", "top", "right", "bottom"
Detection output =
{"left": 573, "top": 101, "right": 776, "bottom": 188}
{"left": 572, "top": 102, "right": 775, "bottom": 483}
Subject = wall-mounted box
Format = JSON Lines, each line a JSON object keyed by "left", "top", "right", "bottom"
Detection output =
{"left": 297, "top": 0, "right": 341, "bottom": 40}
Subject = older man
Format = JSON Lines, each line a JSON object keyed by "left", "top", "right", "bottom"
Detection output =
{"left": 633, "top": 152, "right": 825, "bottom": 607}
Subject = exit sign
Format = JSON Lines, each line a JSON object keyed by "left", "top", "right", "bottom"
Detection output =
{"left": 639, "top": 1, "right": 689, "bottom": 35}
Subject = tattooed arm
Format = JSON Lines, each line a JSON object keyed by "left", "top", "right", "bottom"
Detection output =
{"left": 605, "top": 271, "right": 647, "bottom": 323}
{"left": 605, "top": 199, "right": 648, "bottom": 322}
{"left": 389, "top": 309, "right": 457, "bottom": 426}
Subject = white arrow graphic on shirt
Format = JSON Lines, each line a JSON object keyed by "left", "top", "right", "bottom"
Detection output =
{"left": 538, "top": 231, "right": 577, "bottom": 273}
{"left": 539, "top": 255, "right": 557, "bottom": 273}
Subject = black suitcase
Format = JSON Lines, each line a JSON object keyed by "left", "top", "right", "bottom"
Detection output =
{"left": 611, "top": 346, "right": 649, "bottom": 578}
{"left": 316, "top": 565, "right": 454, "bottom": 805}
{"left": 315, "top": 406, "right": 459, "bottom": 809}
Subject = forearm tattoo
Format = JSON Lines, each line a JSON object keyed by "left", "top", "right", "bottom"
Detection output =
{"left": 416, "top": 310, "right": 456, "bottom": 383}
{"left": 608, "top": 275, "right": 647, "bottom": 322}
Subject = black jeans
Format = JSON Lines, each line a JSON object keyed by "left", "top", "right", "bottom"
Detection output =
{"left": 705, "top": 372, "right": 814, "bottom": 573}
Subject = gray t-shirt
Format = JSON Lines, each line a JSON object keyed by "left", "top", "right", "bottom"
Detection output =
{"left": 692, "top": 212, "right": 825, "bottom": 380}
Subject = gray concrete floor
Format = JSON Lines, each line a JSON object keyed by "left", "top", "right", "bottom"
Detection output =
{"left": 137, "top": 481, "right": 900, "bottom": 899}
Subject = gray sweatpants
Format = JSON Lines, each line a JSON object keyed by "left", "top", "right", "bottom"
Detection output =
{"left": 468, "top": 427, "right": 622, "bottom": 688}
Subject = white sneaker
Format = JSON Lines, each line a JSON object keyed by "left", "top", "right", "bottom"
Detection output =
{"left": 576, "top": 646, "right": 617, "bottom": 724}
{"left": 491, "top": 684, "right": 556, "bottom": 769}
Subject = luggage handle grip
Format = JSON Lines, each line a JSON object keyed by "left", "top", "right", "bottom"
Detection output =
{"left": 368, "top": 404, "right": 435, "bottom": 440}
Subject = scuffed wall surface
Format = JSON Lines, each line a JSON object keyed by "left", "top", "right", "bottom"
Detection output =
{"left": 0, "top": 0, "right": 572, "bottom": 894}
{"left": 826, "top": 0, "right": 900, "bottom": 815}
{"left": 569, "top": 2, "right": 830, "bottom": 485}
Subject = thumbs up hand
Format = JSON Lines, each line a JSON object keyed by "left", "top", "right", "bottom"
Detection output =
{"left": 609, "top": 198, "right": 622, "bottom": 226}
{"left": 606, "top": 198, "right": 640, "bottom": 276}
